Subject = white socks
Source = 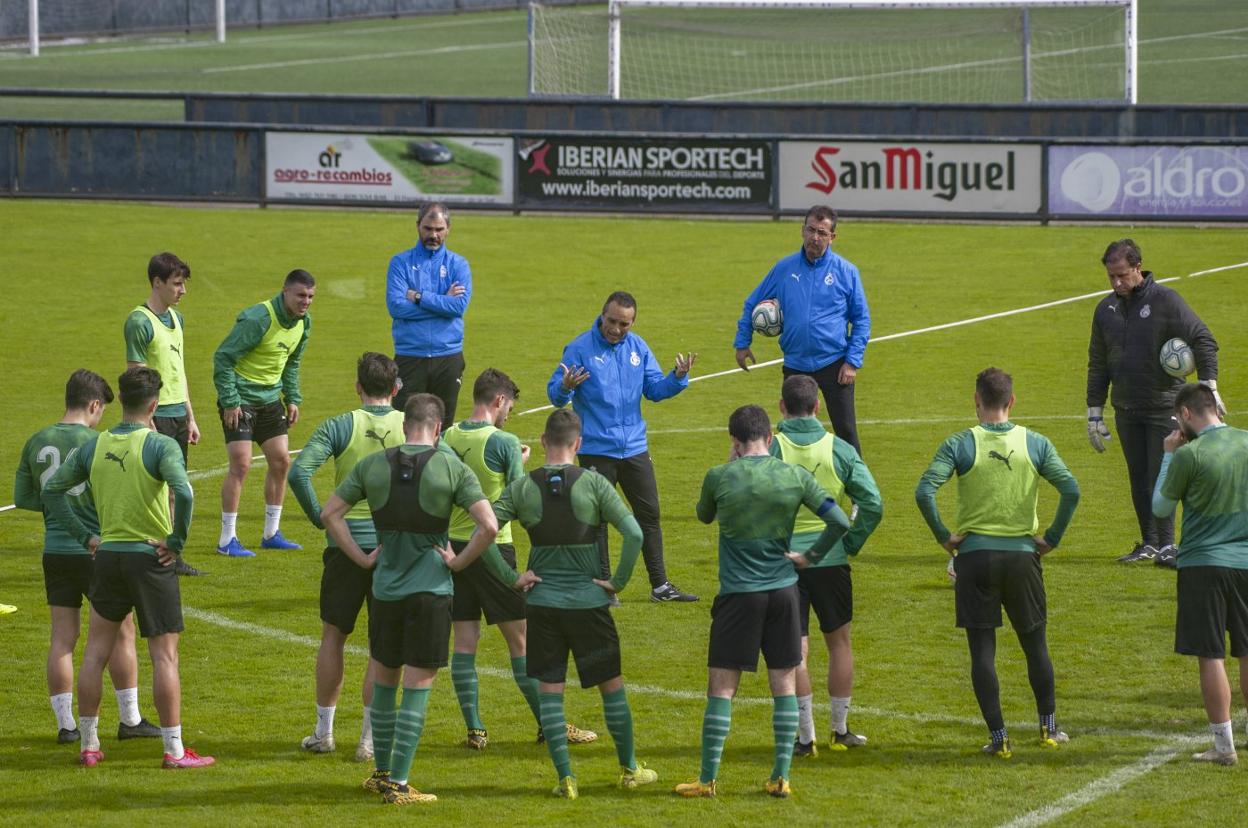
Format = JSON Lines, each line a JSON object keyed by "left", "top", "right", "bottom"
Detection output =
{"left": 263, "top": 505, "right": 282, "bottom": 540}
{"left": 50, "top": 693, "right": 75, "bottom": 731}
{"left": 116, "top": 687, "right": 141, "bottom": 727}
{"left": 830, "top": 696, "right": 852, "bottom": 735}
{"left": 361, "top": 705, "right": 373, "bottom": 745}
{"left": 219, "top": 512, "right": 238, "bottom": 547}
{"left": 796, "top": 694, "right": 816, "bottom": 743}
{"left": 162, "top": 725, "right": 184, "bottom": 759}
{"left": 315, "top": 704, "right": 336, "bottom": 739}
{"left": 80, "top": 716, "right": 100, "bottom": 751}
{"left": 1211, "top": 720, "right": 1235, "bottom": 754}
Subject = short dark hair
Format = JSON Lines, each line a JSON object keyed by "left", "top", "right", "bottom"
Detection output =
{"left": 403, "top": 393, "right": 444, "bottom": 430}
{"left": 472, "top": 368, "right": 520, "bottom": 405}
{"left": 728, "top": 404, "right": 771, "bottom": 443}
{"left": 285, "top": 269, "right": 316, "bottom": 288}
{"left": 804, "top": 205, "right": 838, "bottom": 230}
{"left": 118, "top": 366, "right": 162, "bottom": 413}
{"left": 1175, "top": 382, "right": 1217, "bottom": 417}
{"left": 357, "top": 352, "right": 398, "bottom": 398}
{"left": 781, "top": 375, "right": 820, "bottom": 417}
{"left": 544, "top": 409, "right": 581, "bottom": 447}
{"left": 1102, "top": 239, "right": 1142, "bottom": 267}
{"left": 418, "top": 202, "right": 450, "bottom": 225}
{"left": 148, "top": 252, "right": 190, "bottom": 285}
{"left": 602, "top": 291, "right": 637, "bottom": 314}
{"left": 976, "top": 367, "right": 1013, "bottom": 410}
{"left": 65, "top": 369, "right": 114, "bottom": 410}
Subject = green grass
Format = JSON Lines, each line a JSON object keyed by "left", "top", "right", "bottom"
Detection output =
{"left": 368, "top": 137, "right": 503, "bottom": 195}
{"left": 1, "top": 199, "right": 1247, "bottom": 825}
{"left": 0, "top": 0, "right": 1244, "bottom": 119}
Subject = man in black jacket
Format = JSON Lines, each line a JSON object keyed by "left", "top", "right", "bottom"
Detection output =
{"left": 1086, "top": 239, "right": 1224, "bottom": 567}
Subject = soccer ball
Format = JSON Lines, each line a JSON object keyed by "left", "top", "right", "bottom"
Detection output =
{"left": 1159, "top": 337, "right": 1195, "bottom": 378}
{"left": 751, "top": 299, "right": 783, "bottom": 337}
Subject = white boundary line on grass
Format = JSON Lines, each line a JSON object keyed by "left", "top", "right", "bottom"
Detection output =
{"left": 202, "top": 40, "right": 527, "bottom": 74}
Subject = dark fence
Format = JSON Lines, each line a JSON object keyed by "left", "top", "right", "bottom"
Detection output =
{"left": 184, "top": 93, "right": 1248, "bottom": 140}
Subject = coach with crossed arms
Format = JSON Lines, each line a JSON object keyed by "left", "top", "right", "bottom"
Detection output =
{"left": 735, "top": 205, "right": 871, "bottom": 457}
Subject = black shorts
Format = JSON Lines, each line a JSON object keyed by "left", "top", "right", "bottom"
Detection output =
{"left": 321, "top": 547, "right": 375, "bottom": 636}
{"left": 44, "top": 553, "right": 93, "bottom": 609}
{"left": 369, "top": 592, "right": 452, "bottom": 670}
{"left": 526, "top": 604, "right": 621, "bottom": 689}
{"left": 1175, "top": 566, "right": 1248, "bottom": 659}
{"left": 954, "top": 550, "right": 1047, "bottom": 632}
{"left": 798, "top": 565, "right": 853, "bottom": 636}
{"left": 394, "top": 353, "right": 466, "bottom": 431}
{"left": 89, "top": 549, "right": 183, "bottom": 638}
{"left": 218, "top": 399, "right": 288, "bottom": 446}
{"left": 451, "top": 541, "right": 525, "bottom": 625}
{"left": 153, "top": 415, "right": 190, "bottom": 462}
{"left": 708, "top": 584, "right": 802, "bottom": 672}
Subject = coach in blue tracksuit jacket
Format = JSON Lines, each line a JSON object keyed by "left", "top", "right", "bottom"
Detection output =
{"left": 547, "top": 291, "right": 699, "bottom": 604}
{"left": 734, "top": 205, "right": 871, "bottom": 454}
{"left": 386, "top": 201, "right": 472, "bottom": 430}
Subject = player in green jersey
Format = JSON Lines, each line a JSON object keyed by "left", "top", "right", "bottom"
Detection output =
{"left": 676, "top": 405, "right": 851, "bottom": 799}
{"left": 15, "top": 370, "right": 161, "bottom": 744}
{"left": 770, "top": 375, "right": 883, "bottom": 756}
{"left": 213, "top": 269, "right": 314, "bottom": 558}
{"left": 321, "top": 393, "right": 499, "bottom": 805}
{"left": 484, "top": 408, "right": 652, "bottom": 798}
{"left": 442, "top": 369, "right": 598, "bottom": 751}
{"left": 43, "top": 367, "right": 213, "bottom": 769}
{"left": 915, "top": 368, "right": 1080, "bottom": 759}
{"left": 289, "top": 353, "right": 406, "bottom": 761}
{"left": 1153, "top": 383, "right": 1248, "bottom": 766}
{"left": 124, "top": 252, "right": 203, "bottom": 576}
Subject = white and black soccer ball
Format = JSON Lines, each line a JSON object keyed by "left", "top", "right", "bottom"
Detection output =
{"left": 1160, "top": 337, "right": 1195, "bottom": 378}
{"left": 751, "top": 299, "right": 783, "bottom": 337}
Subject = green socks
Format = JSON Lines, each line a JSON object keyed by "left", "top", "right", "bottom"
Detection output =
{"left": 772, "top": 695, "right": 799, "bottom": 781}
{"left": 700, "top": 696, "right": 732, "bottom": 784}
{"left": 511, "top": 656, "right": 543, "bottom": 725}
{"left": 602, "top": 686, "right": 636, "bottom": 770}
{"left": 390, "top": 687, "right": 431, "bottom": 786}
{"left": 370, "top": 682, "right": 398, "bottom": 774}
{"left": 539, "top": 691, "right": 573, "bottom": 780}
{"left": 451, "top": 652, "right": 483, "bottom": 730}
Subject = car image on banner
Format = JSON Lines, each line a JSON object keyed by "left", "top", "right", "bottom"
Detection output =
{"left": 1049, "top": 145, "right": 1248, "bottom": 218}
{"left": 266, "top": 132, "right": 514, "bottom": 205}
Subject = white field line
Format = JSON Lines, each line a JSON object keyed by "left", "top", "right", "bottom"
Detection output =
{"left": 202, "top": 40, "right": 525, "bottom": 74}
{"left": 687, "top": 26, "right": 1248, "bottom": 101}
{"left": 185, "top": 448, "right": 303, "bottom": 482}
{"left": 996, "top": 741, "right": 1203, "bottom": 828}
{"left": 0, "top": 15, "right": 522, "bottom": 60}
{"left": 516, "top": 275, "right": 1187, "bottom": 418}
{"left": 1190, "top": 261, "right": 1248, "bottom": 278}
{"left": 183, "top": 605, "right": 1195, "bottom": 742}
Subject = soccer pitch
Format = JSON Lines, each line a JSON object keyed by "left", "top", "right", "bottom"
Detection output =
{"left": 0, "top": 199, "right": 1246, "bottom": 824}
{"left": 0, "top": 0, "right": 1245, "bottom": 121}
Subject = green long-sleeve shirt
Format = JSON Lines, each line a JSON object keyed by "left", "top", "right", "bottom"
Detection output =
{"left": 15, "top": 422, "right": 100, "bottom": 554}
{"left": 769, "top": 416, "right": 883, "bottom": 565}
{"left": 491, "top": 464, "right": 643, "bottom": 609}
{"left": 914, "top": 421, "right": 1080, "bottom": 554}
{"left": 124, "top": 307, "right": 188, "bottom": 417}
{"left": 43, "top": 422, "right": 193, "bottom": 554}
{"left": 213, "top": 294, "right": 310, "bottom": 408}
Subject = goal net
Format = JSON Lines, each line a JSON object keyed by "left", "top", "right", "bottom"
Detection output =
{"left": 6, "top": 0, "right": 226, "bottom": 56}
{"left": 529, "top": 0, "right": 1137, "bottom": 104}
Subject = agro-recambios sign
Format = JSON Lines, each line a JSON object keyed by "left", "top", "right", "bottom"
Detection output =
{"left": 266, "top": 132, "right": 514, "bottom": 205}
{"left": 1049, "top": 145, "right": 1248, "bottom": 218}
{"left": 517, "top": 137, "right": 771, "bottom": 209}
{"left": 779, "top": 141, "right": 1041, "bottom": 214}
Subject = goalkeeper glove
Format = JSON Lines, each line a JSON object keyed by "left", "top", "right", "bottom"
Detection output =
{"left": 1087, "top": 406, "right": 1112, "bottom": 453}
{"left": 1199, "top": 379, "right": 1228, "bottom": 419}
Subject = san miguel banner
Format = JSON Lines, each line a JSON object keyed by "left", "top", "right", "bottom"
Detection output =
{"left": 266, "top": 132, "right": 514, "bottom": 205}
{"left": 779, "top": 141, "right": 1041, "bottom": 214}
{"left": 517, "top": 137, "right": 771, "bottom": 209}
{"left": 1049, "top": 145, "right": 1248, "bottom": 218}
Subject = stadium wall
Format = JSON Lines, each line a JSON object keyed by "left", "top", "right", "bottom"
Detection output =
{"left": 182, "top": 93, "right": 1248, "bottom": 140}
{"left": 3, "top": 121, "right": 1246, "bottom": 222}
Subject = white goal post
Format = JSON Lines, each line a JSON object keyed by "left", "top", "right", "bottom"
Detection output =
{"left": 24, "top": 0, "right": 226, "bottom": 56}
{"left": 530, "top": 0, "right": 1138, "bottom": 104}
